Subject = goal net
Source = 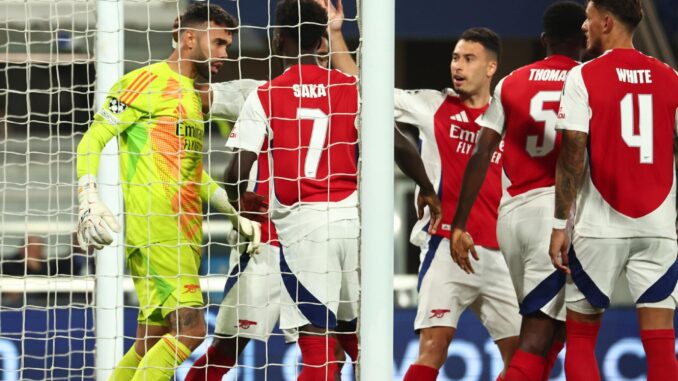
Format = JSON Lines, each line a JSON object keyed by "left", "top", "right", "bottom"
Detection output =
{"left": 0, "top": 0, "right": 396, "bottom": 380}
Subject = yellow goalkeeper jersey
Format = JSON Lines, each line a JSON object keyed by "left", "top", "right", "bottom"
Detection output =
{"left": 77, "top": 61, "right": 215, "bottom": 247}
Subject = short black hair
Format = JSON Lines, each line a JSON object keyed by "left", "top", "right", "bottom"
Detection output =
{"left": 544, "top": 1, "right": 586, "bottom": 43}
{"left": 587, "top": 0, "right": 643, "bottom": 30}
{"left": 276, "top": 0, "right": 328, "bottom": 51}
{"left": 459, "top": 27, "right": 502, "bottom": 60}
{"left": 178, "top": 3, "right": 238, "bottom": 33}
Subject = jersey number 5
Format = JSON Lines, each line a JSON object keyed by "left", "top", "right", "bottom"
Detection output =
{"left": 620, "top": 93, "right": 653, "bottom": 164}
{"left": 527, "top": 91, "right": 561, "bottom": 157}
{"left": 297, "top": 107, "right": 329, "bottom": 179}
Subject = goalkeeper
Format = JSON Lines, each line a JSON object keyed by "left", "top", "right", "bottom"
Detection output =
{"left": 75, "top": 4, "right": 260, "bottom": 381}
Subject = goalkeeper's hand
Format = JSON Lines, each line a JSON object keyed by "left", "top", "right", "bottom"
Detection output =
{"left": 210, "top": 187, "right": 262, "bottom": 255}
{"left": 76, "top": 175, "right": 121, "bottom": 251}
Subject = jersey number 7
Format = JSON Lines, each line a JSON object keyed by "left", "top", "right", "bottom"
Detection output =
{"left": 297, "top": 107, "right": 329, "bottom": 179}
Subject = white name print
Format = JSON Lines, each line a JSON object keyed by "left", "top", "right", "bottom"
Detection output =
{"left": 616, "top": 68, "right": 652, "bottom": 84}
{"left": 293, "top": 84, "right": 327, "bottom": 98}
{"left": 529, "top": 69, "right": 568, "bottom": 82}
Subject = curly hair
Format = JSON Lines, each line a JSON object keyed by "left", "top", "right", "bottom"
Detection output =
{"left": 276, "top": 0, "right": 328, "bottom": 51}
{"left": 543, "top": 1, "right": 586, "bottom": 43}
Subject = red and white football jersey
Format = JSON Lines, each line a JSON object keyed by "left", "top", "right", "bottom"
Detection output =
{"left": 227, "top": 64, "right": 359, "bottom": 243}
{"left": 478, "top": 55, "right": 578, "bottom": 214}
{"left": 395, "top": 88, "right": 503, "bottom": 248}
{"left": 244, "top": 140, "right": 279, "bottom": 246}
{"left": 557, "top": 49, "right": 678, "bottom": 239}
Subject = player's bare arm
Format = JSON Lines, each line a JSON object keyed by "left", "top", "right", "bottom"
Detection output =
{"left": 394, "top": 124, "right": 441, "bottom": 233}
{"left": 450, "top": 127, "right": 501, "bottom": 274}
{"left": 549, "top": 129, "right": 587, "bottom": 273}
{"left": 315, "top": 0, "right": 357, "bottom": 76}
{"left": 224, "top": 149, "right": 258, "bottom": 203}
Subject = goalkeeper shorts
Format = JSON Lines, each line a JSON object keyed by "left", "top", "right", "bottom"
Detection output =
{"left": 215, "top": 242, "right": 285, "bottom": 342}
{"left": 126, "top": 241, "right": 203, "bottom": 326}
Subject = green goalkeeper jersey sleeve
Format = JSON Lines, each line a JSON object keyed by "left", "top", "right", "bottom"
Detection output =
{"left": 77, "top": 61, "right": 207, "bottom": 247}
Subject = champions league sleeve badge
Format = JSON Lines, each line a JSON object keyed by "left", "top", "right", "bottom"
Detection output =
{"left": 108, "top": 98, "right": 127, "bottom": 114}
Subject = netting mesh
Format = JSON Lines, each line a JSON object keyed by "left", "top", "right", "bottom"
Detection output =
{"left": 0, "top": 0, "right": 361, "bottom": 380}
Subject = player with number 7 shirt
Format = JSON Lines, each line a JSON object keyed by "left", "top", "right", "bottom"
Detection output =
{"left": 224, "top": 0, "right": 359, "bottom": 379}
{"left": 451, "top": 3, "right": 587, "bottom": 380}
{"left": 549, "top": 0, "right": 678, "bottom": 380}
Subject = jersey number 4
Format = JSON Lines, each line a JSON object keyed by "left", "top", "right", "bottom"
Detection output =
{"left": 620, "top": 93, "right": 653, "bottom": 164}
{"left": 527, "top": 91, "right": 561, "bottom": 157}
{"left": 297, "top": 107, "right": 329, "bottom": 179}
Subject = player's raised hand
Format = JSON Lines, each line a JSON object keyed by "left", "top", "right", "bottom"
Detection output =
{"left": 451, "top": 228, "right": 479, "bottom": 274}
{"left": 314, "top": 0, "right": 344, "bottom": 32}
{"left": 549, "top": 229, "right": 570, "bottom": 273}
{"left": 417, "top": 189, "right": 441, "bottom": 234}
{"left": 76, "top": 175, "right": 121, "bottom": 251}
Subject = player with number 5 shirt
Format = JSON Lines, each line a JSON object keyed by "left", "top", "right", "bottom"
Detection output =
{"left": 451, "top": 3, "right": 587, "bottom": 380}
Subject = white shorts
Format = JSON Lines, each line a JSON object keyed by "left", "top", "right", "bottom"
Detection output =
{"left": 497, "top": 195, "right": 566, "bottom": 321}
{"left": 215, "top": 243, "right": 284, "bottom": 342}
{"left": 567, "top": 234, "right": 678, "bottom": 314}
{"left": 278, "top": 219, "right": 359, "bottom": 331}
{"left": 415, "top": 235, "right": 521, "bottom": 341}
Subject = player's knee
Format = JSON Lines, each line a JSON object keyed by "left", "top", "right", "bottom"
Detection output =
{"left": 418, "top": 335, "right": 452, "bottom": 368}
{"left": 169, "top": 308, "right": 207, "bottom": 349}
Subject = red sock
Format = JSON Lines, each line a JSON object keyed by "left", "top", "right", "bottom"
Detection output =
{"left": 542, "top": 340, "right": 564, "bottom": 381}
{"left": 504, "top": 349, "right": 545, "bottom": 381}
{"left": 298, "top": 336, "right": 338, "bottom": 381}
{"left": 184, "top": 345, "right": 235, "bottom": 381}
{"left": 336, "top": 332, "right": 359, "bottom": 361}
{"left": 565, "top": 319, "right": 601, "bottom": 381}
{"left": 403, "top": 364, "right": 438, "bottom": 381}
{"left": 641, "top": 329, "right": 678, "bottom": 381}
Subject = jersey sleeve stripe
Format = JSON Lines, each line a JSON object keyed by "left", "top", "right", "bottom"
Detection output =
{"left": 121, "top": 74, "right": 158, "bottom": 105}
{"left": 118, "top": 71, "right": 151, "bottom": 103}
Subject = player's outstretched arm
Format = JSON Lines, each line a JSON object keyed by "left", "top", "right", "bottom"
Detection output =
{"left": 450, "top": 127, "right": 501, "bottom": 274}
{"left": 199, "top": 79, "right": 264, "bottom": 121}
{"left": 75, "top": 90, "right": 141, "bottom": 251}
{"left": 549, "top": 129, "right": 587, "bottom": 273}
{"left": 394, "top": 124, "right": 441, "bottom": 233}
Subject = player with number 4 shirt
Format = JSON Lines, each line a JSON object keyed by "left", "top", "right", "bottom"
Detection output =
{"left": 549, "top": 1, "right": 678, "bottom": 380}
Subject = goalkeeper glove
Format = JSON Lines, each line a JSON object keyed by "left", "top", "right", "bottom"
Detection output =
{"left": 210, "top": 186, "right": 261, "bottom": 255}
{"left": 76, "top": 174, "right": 121, "bottom": 251}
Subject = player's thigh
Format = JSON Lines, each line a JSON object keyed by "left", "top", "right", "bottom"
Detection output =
{"left": 215, "top": 244, "right": 282, "bottom": 341}
{"left": 566, "top": 236, "right": 628, "bottom": 313}
{"left": 472, "top": 247, "right": 521, "bottom": 341}
{"left": 500, "top": 201, "right": 566, "bottom": 321}
{"left": 127, "top": 243, "right": 203, "bottom": 325}
{"left": 627, "top": 237, "right": 678, "bottom": 309}
{"left": 415, "top": 236, "right": 480, "bottom": 331}
{"left": 336, "top": 219, "right": 360, "bottom": 323}
{"left": 278, "top": 224, "right": 344, "bottom": 330}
